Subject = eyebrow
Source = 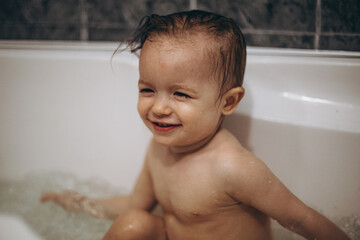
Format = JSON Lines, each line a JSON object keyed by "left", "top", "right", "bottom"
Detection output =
{"left": 171, "top": 85, "right": 197, "bottom": 94}
{"left": 138, "top": 79, "right": 155, "bottom": 88}
{"left": 138, "top": 79, "right": 197, "bottom": 94}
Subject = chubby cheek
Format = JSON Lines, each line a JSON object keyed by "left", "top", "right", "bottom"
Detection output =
{"left": 179, "top": 104, "right": 221, "bottom": 132}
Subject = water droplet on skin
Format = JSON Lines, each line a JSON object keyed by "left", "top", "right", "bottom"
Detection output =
{"left": 126, "top": 224, "right": 134, "bottom": 230}
{"left": 192, "top": 211, "right": 199, "bottom": 216}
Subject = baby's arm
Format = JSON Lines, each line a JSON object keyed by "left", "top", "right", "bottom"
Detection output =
{"left": 222, "top": 154, "right": 350, "bottom": 240}
{"left": 41, "top": 191, "right": 128, "bottom": 220}
{"left": 41, "top": 157, "right": 157, "bottom": 220}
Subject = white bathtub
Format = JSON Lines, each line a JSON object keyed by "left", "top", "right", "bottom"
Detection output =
{"left": 0, "top": 41, "right": 359, "bottom": 239}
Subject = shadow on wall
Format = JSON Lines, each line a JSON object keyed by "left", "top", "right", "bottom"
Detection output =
{"left": 223, "top": 113, "right": 253, "bottom": 151}
{"left": 223, "top": 85, "right": 254, "bottom": 152}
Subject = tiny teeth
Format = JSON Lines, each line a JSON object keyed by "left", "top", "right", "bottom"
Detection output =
{"left": 154, "top": 122, "right": 178, "bottom": 127}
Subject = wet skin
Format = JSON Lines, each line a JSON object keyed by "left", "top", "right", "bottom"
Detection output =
{"left": 43, "top": 36, "right": 351, "bottom": 240}
{"left": 134, "top": 38, "right": 273, "bottom": 239}
{"left": 146, "top": 129, "right": 273, "bottom": 240}
{"left": 125, "top": 37, "right": 350, "bottom": 240}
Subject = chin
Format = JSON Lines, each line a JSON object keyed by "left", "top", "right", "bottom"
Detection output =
{"left": 152, "top": 133, "right": 189, "bottom": 147}
{"left": 153, "top": 136, "right": 176, "bottom": 146}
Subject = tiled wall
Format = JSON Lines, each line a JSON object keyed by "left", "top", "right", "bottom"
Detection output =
{"left": 1, "top": 0, "right": 359, "bottom": 51}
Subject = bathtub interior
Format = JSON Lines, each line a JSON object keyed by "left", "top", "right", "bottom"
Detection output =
{"left": 0, "top": 41, "right": 359, "bottom": 239}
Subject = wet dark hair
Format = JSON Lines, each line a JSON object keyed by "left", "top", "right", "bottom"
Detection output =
{"left": 115, "top": 10, "right": 246, "bottom": 96}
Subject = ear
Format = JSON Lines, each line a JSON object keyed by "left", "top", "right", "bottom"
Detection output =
{"left": 222, "top": 87, "right": 245, "bottom": 116}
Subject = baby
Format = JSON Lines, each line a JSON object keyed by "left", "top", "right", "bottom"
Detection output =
{"left": 41, "top": 10, "right": 350, "bottom": 240}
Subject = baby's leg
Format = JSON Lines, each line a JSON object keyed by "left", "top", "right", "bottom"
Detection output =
{"left": 102, "top": 209, "right": 167, "bottom": 240}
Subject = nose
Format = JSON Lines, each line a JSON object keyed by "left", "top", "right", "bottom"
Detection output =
{"left": 152, "top": 97, "right": 172, "bottom": 116}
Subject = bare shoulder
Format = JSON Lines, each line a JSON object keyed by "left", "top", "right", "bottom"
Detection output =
{"left": 210, "top": 128, "right": 261, "bottom": 168}
{"left": 210, "top": 128, "right": 275, "bottom": 204}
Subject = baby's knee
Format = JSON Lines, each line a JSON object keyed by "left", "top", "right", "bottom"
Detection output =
{"left": 103, "top": 209, "right": 157, "bottom": 240}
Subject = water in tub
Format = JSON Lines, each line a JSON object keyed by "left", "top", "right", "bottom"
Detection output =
{"left": 0, "top": 173, "right": 117, "bottom": 240}
{"left": 0, "top": 172, "right": 359, "bottom": 240}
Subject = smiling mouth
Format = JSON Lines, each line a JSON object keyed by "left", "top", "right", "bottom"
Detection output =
{"left": 151, "top": 122, "right": 181, "bottom": 132}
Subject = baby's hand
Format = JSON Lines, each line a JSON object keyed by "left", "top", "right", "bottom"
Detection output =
{"left": 41, "top": 190, "right": 117, "bottom": 219}
{"left": 41, "top": 190, "right": 85, "bottom": 211}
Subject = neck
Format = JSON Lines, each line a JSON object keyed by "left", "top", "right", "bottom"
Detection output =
{"left": 169, "top": 126, "right": 222, "bottom": 155}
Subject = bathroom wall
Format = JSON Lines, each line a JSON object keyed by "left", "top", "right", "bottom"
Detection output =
{"left": 0, "top": 0, "right": 359, "bottom": 51}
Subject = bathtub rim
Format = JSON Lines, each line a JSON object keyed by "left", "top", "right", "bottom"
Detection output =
{"left": 0, "top": 40, "right": 360, "bottom": 59}
{"left": 1, "top": 39, "right": 359, "bottom": 134}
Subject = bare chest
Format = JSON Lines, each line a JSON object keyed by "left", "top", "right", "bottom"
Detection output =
{"left": 148, "top": 153, "right": 232, "bottom": 222}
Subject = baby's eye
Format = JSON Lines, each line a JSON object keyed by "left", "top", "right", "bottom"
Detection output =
{"left": 174, "top": 92, "right": 190, "bottom": 98}
{"left": 139, "top": 88, "right": 154, "bottom": 93}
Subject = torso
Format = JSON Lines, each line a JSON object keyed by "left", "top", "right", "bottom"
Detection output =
{"left": 147, "top": 128, "right": 272, "bottom": 240}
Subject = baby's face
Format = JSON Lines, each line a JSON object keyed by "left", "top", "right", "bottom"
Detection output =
{"left": 137, "top": 38, "right": 225, "bottom": 150}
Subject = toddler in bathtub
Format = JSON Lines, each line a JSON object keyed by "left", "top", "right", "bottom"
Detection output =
{"left": 41, "top": 10, "right": 350, "bottom": 240}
